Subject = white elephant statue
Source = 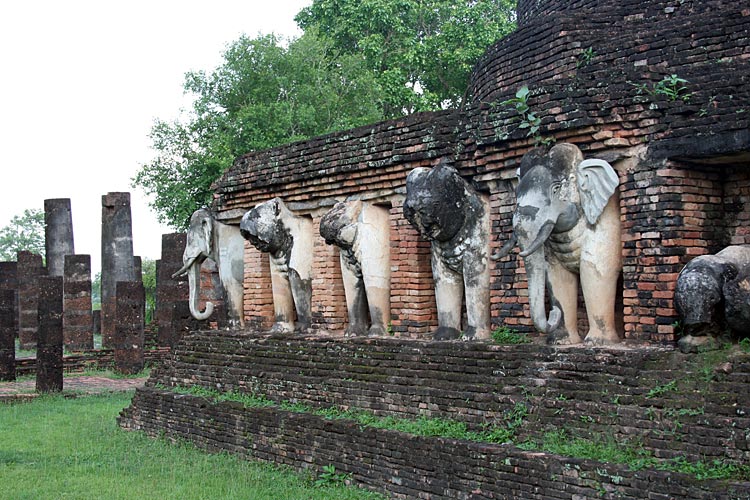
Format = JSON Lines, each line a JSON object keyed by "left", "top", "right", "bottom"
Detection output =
{"left": 494, "top": 143, "right": 622, "bottom": 345}
{"left": 172, "top": 208, "right": 245, "bottom": 328}
{"left": 240, "top": 198, "right": 313, "bottom": 333}
{"left": 404, "top": 160, "right": 491, "bottom": 340}
{"left": 320, "top": 200, "right": 391, "bottom": 337}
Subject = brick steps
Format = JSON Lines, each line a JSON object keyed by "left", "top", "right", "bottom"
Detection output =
{"left": 121, "top": 329, "right": 750, "bottom": 498}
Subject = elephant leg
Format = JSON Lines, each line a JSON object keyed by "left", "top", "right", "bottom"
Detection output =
{"left": 288, "top": 268, "right": 312, "bottom": 333}
{"left": 432, "top": 248, "right": 463, "bottom": 340}
{"left": 340, "top": 254, "right": 369, "bottom": 336}
{"left": 580, "top": 259, "right": 620, "bottom": 345}
{"left": 463, "top": 254, "right": 491, "bottom": 340}
{"left": 360, "top": 251, "right": 391, "bottom": 338}
{"left": 546, "top": 257, "right": 582, "bottom": 345}
{"left": 269, "top": 258, "right": 295, "bottom": 334}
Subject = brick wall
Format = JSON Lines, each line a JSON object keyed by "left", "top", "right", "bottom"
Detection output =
{"left": 121, "top": 330, "right": 750, "bottom": 499}
{"left": 210, "top": 0, "right": 749, "bottom": 344}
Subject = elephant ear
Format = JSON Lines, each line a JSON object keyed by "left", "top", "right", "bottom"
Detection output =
{"left": 577, "top": 159, "right": 619, "bottom": 225}
{"left": 202, "top": 213, "right": 213, "bottom": 256}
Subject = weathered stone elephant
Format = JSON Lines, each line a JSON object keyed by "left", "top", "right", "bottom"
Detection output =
{"left": 675, "top": 245, "right": 750, "bottom": 352}
{"left": 494, "top": 143, "right": 621, "bottom": 345}
{"left": 404, "top": 160, "right": 491, "bottom": 340}
{"left": 320, "top": 200, "right": 391, "bottom": 337}
{"left": 172, "top": 208, "right": 245, "bottom": 328}
{"left": 240, "top": 198, "right": 313, "bottom": 333}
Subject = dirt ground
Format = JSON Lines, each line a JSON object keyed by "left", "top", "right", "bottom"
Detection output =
{"left": 0, "top": 375, "right": 146, "bottom": 401}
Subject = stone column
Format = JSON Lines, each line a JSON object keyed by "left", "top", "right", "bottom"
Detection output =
{"left": 0, "top": 262, "right": 18, "bottom": 339}
{"left": 17, "top": 251, "right": 45, "bottom": 350}
{"left": 0, "top": 289, "right": 15, "bottom": 381}
{"left": 63, "top": 255, "right": 93, "bottom": 351}
{"left": 114, "top": 281, "right": 144, "bottom": 374}
{"left": 44, "top": 198, "right": 75, "bottom": 277}
{"left": 156, "top": 233, "right": 188, "bottom": 347}
{"left": 37, "top": 276, "right": 63, "bottom": 393}
{"left": 101, "top": 192, "right": 135, "bottom": 348}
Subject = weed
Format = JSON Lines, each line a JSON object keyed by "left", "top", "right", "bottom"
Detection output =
{"left": 491, "top": 326, "right": 532, "bottom": 345}
{"left": 577, "top": 47, "right": 596, "bottom": 68}
{"left": 739, "top": 338, "right": 750, "bottom": 353}
{"left": 500, "top": 86, "right": 554, "bottom": 146}
{"left": 314, "top": 465, "right": 351, "bottom": 487}
{"left": 646, "top": 380, "right": 677, "bottom": 399}
{"left": 629, "top": 74, "right": 692, "bottom": 102}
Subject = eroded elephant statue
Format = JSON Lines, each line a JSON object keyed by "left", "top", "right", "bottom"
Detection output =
{"left": 675, "top": 245, "right": 750, "bottom": 352}
{"left": 240, "top": 198, "right": 313, "bottom": 333}
{"left": 404, "top": 160, "right": 491, "bottom": 340}
{"left": 172, "top": 208, "right": 245, "bottom": 328}
{"left": 320, "top": 200, "right": 391, "bottom": 337}
{"left": 494, "top": 143, "right": 621, "bottom": 345}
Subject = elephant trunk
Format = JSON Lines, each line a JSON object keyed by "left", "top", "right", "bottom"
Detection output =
{"left": 521, "top": 232, "right": 561, "bottom": 334}
{"left": 519, "top": 219, "right": 556, "bottom": 258}
{"left": 186, "top": 257, "right": 214, "bottom": 321}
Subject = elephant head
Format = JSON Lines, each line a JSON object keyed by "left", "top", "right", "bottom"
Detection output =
{"left": 403, "top": 160, "right": 474, "bottom": 243}
{"left": 496, "top": 143, "right": 619, "bottom": 336}
{"left": 240, "top": 198, "right": 292, "bottom": 258}
{"left": 172, "top": 208, "right": 216, "bottom": 321}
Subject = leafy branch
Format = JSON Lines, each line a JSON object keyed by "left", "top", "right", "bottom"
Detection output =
{"left": 500, "top": 86, "right": 554, "bottom": 146}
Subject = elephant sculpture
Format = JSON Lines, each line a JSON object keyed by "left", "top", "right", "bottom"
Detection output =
{"left": 494, "top": 143, "right": 621, "bottom": 345}
{"left": 320, "top": 200, "right": 391, "bottom": 337}
{"left": 240, "top": 198, "right": 313, "bottom": 333}
{"left": 172, "top": 208, "right": 245, "bottom": 328}
{"left": 674, "top": 245, "right": 750, "bottom": 352}
{"left": 404, "top": 160, "right": 491, "bottom": 340}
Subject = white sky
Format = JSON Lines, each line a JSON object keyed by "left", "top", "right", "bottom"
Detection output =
{"left": 0, "top": 0, "right": 311, "bottom": 273}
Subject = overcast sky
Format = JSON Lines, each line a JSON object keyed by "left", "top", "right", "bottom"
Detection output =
{"left": 0, "top": 0, "right": 310, "bottom": 273}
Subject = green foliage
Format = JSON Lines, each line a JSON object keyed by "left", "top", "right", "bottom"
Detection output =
{"left": 91, "top": 271, "right": 102, "bottom": 310}
{"left": 576, "top": 47, "right": 596, "bottom": 68}
{"left": 314, "top": 465, "right": 352, "bottom": 488}
{"left": 0, "top": 393, "right": 380, "bottom": 499}
{"left": 645, "top": 380, "right": 678, "bottom": 399}
{"left": 739, "top": 338, "right": 750, "bottom": 353}
{"left": 629, "top": 74, "right": 692, "bottom": 102}
{"left": 500, "top": 86, "right": 553, "bottom": 146}
{"left": 491, "top": 325, "right": 531, "bottom": 345}
{"left": 133, "top": 32, "right": 383, "bottom": 229}
{"left": 296, "top": 0, "right": 516, "bottom": 116}
{"left": 0, "top": 208, "right": 45, "bottom": 261}
{"left": 141, "top": 258, "right": 156, "bottom": 324}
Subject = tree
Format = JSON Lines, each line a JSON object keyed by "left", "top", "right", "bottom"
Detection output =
{"left": 295, "top": 0, "right": 517, "bottom": 116}
{"left": 133, "top": 31, "right": 384, "bottom": 229}
{"left": 0, "top": 208, "right": 45, "bottom": 261}
{"left": 141, "top": 258, "right": 157, "bottom": 325}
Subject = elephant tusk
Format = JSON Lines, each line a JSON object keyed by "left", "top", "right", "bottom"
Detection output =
{"left": 519, "top": 220, "right": 556, "bottom": 258}
{"left": 491, "top": 233, "right": 517, "bottom": 260}
{"left": 172, "top": 256, "right": 198, "bottom": 278}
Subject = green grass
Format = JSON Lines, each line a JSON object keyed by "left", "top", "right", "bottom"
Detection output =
{"left": 0, "top": 393, "right": 382, "bottom": 500}
{"left": 491, "top": 326, "right": 532, "bottom": 345}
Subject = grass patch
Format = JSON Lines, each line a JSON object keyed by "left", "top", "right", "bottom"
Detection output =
{"left": 0, "top": 392, "right": 381, "bottom": 499}
{"left": 520, "top": 429, "right": 750, "bottom": 481}
{"left": 491, "top": 326, "right": 531, "bottom": 345}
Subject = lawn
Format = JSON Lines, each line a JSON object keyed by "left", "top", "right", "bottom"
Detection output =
{"left": 0, "top": 392, "right": 382, "bottom": 500}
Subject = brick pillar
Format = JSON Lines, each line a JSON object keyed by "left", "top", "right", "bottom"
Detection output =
{"left": 311, "top": 215, "right": 347, "bottom": 332}
{"left": 156, "top": 233, "right": 188, "bottom": 347}
{"left": 63, "top": 255, "right": 93, "bottom": 351}
{"left": 101, "top": 192, "right": 135, "bottom": 348}
{"left": 36, "top": 276, "right": 63, "bottom": 393}
{"left": 244, "top": 241, "right": 274, "bottom": 330}
{"left": 621, "top": 162, "right": 724, "bottom": 343}
{"left": 44, "top": 198, "right": 75, "bottom": 277}
{"left": 0, "top": 262, "right": 18, "bottom": 338}
{"left": 114, "top": 281, "right": 144, "bottom": 374}
{"left": 0, "top": 289, "right": 15, "bottom": 381}
{"left": 389, "top": 199, "right": 437, "bottom": 338}
{"left": 92, "top": 310, "right": 101, "bottom": 336}
{"left": 17, "top": 251, "right": 45, "bottom": 350}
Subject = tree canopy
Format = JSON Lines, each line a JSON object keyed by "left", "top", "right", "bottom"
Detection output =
{"left": 0, "top": 208, "right": 45, "bottom": 261}
{"left": 296, "top": 0, "right": 516, "bottom": 115}
{"left": 133, "top": 1, "right": 516, "bottom": 229}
